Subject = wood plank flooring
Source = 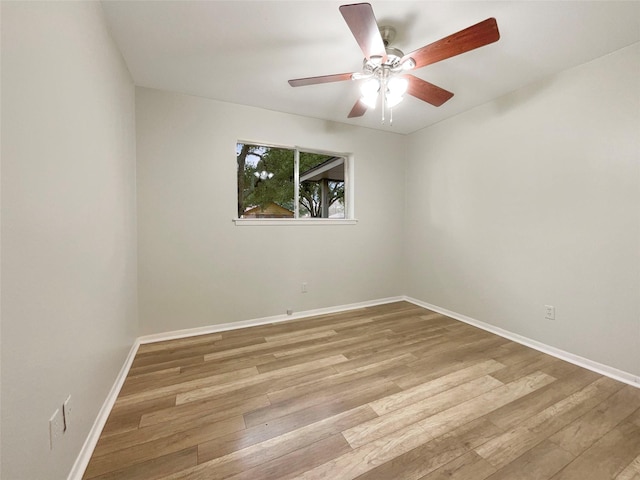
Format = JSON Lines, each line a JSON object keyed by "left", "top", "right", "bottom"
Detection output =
{"left": 83, "top": 302, "right": 640, "bottom": 480}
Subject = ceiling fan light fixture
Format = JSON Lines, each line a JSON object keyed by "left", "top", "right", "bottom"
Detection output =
{"left": 387, "top": 76, "right": 408, "bottom": 97}
{"left": 386, "top": 93, "right": 404, "bottom": 108}
{"left": 361, "top": 93, "right": 378, "bottom": 109}
{"left": 384, "top": 47, "right": 404, "bottom": 66}
{"left": 369, "top": 55, "right": 383, "bottom": 67}
{"left": 401, "top": 58, "right": 416, "bottom": 70}
{"left": 351, "top": 72, "right": 371, "bottom": 80}
{"left": 360, "top": 77, "right": 380, "bottom": 97}
{"left": 288, "top": 4, "right": 500, "bottom": 125}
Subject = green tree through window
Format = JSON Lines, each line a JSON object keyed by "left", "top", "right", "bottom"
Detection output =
{"left": 237, "top": 142, "right": 346, "bottom": 219}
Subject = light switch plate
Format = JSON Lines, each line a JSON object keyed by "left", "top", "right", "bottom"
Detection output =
{"left": 49, "top": 408, "right": 64, "bottom": 449}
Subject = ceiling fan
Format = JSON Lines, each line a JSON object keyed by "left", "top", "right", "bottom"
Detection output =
{"left": 288, "top": 3, "right": 500, "bottom": 124}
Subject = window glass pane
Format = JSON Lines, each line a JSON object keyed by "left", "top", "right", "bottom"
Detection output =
{"left": 237, "top": 143, "right": 295, "bottom": 218}
{"left": 299, "top": 152, "right": 346, "bottom": 219}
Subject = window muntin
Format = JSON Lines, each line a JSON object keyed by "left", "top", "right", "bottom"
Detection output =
{"left": 237, "top": 142, "right": 347, "bottom": 220}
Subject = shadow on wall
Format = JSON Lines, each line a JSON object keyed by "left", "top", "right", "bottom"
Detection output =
{"left": 491, "top": 74, "right": 557, "bottom": 115}
{"left": 320, "top": 118, "right": 362, "bottom": 135}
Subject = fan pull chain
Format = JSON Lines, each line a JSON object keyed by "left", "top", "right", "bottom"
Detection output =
{"left": 380, "top": 83, "right": 385, "bottom": 124}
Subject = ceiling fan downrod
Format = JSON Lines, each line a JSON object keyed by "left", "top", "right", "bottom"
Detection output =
{"left": 359, "top": 62, "right": 409, "bottom": 125}
{"left": 287, "top": 3, "right": 500, "bottom": 125}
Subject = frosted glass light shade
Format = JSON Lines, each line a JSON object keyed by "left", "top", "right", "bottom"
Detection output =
{"left": 387, "top": 77, "right": 408, "bottom": 97}
{"left": 386, "top": 94, "right": 404, "bottom": 108}
{"left": 360, "top": 78, "right": 380, "bottom": 97}
{"left": 361, "top": 94, "right": 378, "bottom": 109}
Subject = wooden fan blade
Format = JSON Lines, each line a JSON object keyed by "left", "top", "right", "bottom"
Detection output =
{"left": 288, "top": 73, "right": 354, "bottom": 87}
{"left": 406, "top": 74, "right": 454, "bottom": 107}
{"left": 339, "top": 3, "right": 386, "bottom": 61}
{"left": 403, "top": 18, "right": 500, "bottom": 69}
{"left": 348, "top": 99, "right": 367, "bottom": 118}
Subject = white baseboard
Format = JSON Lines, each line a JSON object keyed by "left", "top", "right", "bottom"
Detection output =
{"left": 69, "top": 294, "right": 639, "bottom": 478}
{"left": 67, "top": 340, "right": 141, "bottom": 480}
{"left": 403, "top": 296, "right": 640, "bottom": 389}
{"left": 67, "top": 295, "right": 404, "bottom": 479}
{"left": 137, "top": 296, "right": 405, "bottom": 344}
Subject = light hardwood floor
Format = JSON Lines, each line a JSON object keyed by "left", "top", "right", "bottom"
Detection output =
{"left": 83, "top": 302, "right": 640, "bottom": 480}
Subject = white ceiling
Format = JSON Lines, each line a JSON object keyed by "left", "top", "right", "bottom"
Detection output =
{"left": 101, "top": 1, "right": 640, "bottom": 135}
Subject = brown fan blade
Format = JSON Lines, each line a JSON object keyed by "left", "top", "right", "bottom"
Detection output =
{"left": 288, "top": 73, "right": 354, "bottom": 87}
{"left": 406, "top": 74, "right": 454, "bottom": 107}
{"left": 339, "top": 3, "right": 386, "bottom": 61}
{"left": 403, "top": 17, "right": 500, "bottom": 69}
{"left": 348, "top": 99, "right": 367, "bottom": 118}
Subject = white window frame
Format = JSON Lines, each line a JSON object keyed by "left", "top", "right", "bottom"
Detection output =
{"left": 234, "top": 142, "right": 357, "bottom": 226}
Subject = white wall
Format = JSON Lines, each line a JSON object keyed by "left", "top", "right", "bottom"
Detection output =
{"left": 136, "top": 87, "right": 406, "bottom": 335}
{"left": 1, "top": 2, "right": 138, "bottom": 478}
{"left": 1, "top": 3, "right": 636, "bottom": 475}
{"left": 405, "top": 43, "right": 640, "bottom": 377}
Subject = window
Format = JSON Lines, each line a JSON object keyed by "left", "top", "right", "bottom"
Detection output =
{"left": 236, "top": 142, "right": 352, "bottom": 222}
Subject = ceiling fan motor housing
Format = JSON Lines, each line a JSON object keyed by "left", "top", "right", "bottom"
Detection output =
{"left": 362, "top": 46, "right": 408, "bottom": 75}
{"left": 365, "top": 25, "right": 407, "bottom": 70}
{"left": 288, "top": 3, "right": 500, "bottom": 119}
{"left": 379, "top": 25, "right": 396, "bottom": 47}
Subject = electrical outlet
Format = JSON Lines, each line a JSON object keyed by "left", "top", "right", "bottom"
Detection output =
{"left": 286, "top": 308, "right": 293, "bottom": 316}
{"left": 545, "top": 305, "right": 555, "bottom": 320}
{"left": 49, "top": 408, "right": 64, "bottom": 449}
{"left": 63, "top": 395, "right": 72, "bottom": 432}
{"left": 301, "top": 282, "right": 308, "bottom": 293}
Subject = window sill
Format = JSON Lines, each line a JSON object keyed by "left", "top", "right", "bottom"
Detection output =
{"left": 233, "top": 218, "right": 358, "bottom": 226}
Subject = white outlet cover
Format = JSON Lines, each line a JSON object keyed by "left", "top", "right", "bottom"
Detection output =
{"left": 49, "top": 408, "right": 64, "bottom": 449}
{"left": 545, "top": 305, "right": 555, "bottom": 320}
{"left": 63, "top": 395, "right": 72, "bottom": 432}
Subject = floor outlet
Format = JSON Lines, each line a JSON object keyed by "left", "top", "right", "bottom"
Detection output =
{"left": 49, "top": 408, "right": 64, "bottom": 449}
